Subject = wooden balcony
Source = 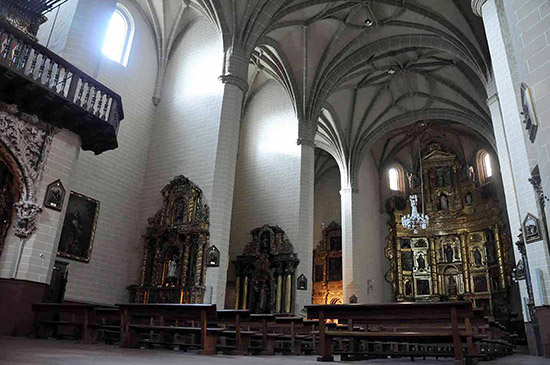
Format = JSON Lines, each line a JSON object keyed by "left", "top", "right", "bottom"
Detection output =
{"left": 0, "top": 19, "right": 123, "bottom": 154}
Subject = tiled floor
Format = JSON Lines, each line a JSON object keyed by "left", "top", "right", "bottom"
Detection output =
{"left": 1, "top": 337, "right": 549, "bottom": 364}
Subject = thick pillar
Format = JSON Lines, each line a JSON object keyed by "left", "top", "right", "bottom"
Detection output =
{"left": 340, "top": 185, "right": 363, "bottom": 302}
{"left": 204, "top": 46, "right": 248, "bottom": 306}
{"left": 476, "top": 0, "right": 550, "bottom": 308}
{"left": 293, "top": 130, "right": 315, "bottom": 313}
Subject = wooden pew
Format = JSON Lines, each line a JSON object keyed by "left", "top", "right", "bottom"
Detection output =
{"left": 306, "top": 301, "right": 478, "bottom": 364}
{"left": 273, "top": 316, "right": 312, "bottom": 355}
{"left": 214, "top": 309, "right": 255, "bottom": 354}
{"left": 32, "top": 303, "right": 96, "bottom": 342}
{"left": 244, "top": 314, "right": 282, "bottom": 355}
{"left": 117, "top": 303, "right": 222, "bottom": 354}
{"left": 91, "top": 306, "right": 120, "bottom": 344}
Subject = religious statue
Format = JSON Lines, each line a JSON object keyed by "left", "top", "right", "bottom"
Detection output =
{"left": 438, "top": 193, "right": 449, "bottom": 210}
{"left": 465, "top": 191, "right": 473, "bottom": 206}
{"left": 175, "top": 199, "right": 186, "bottom": 222}
{"left": 165, "top": 257, "right": 178, "bottom": 286}
{"left": 405, "top": 280, "right": 412, "bottom": 296}
{"left": 473, "top": 248, "right": 482, "bottom": 266}
{"left": 467, "top": 165, "right": 476, "bottom": 182}
{"left": 447, "top": 275, "right": 458, "bottom": 296}
{"left": 444, "top": 244, "right": 454, "bottom": 262}
{"left": 416, "top": 253, "right": 426, "bottom": 270}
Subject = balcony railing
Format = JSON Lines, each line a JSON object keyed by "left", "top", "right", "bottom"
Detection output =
{"left": 0, "top": 19, "right": 123, "bottom": 154}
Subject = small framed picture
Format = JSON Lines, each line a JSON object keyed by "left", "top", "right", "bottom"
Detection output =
{"left": 297, "top": 274, "right": 307, "bottom": 290}
{"left": 523, "top": 213, "right": 542, "bottom": 243}
{"left": 57, "top": 192, "right": 100, "bottom": 263}
{"left": 206, "top": 245, "right": 220, "bottom": 267}
{"left": 44, "top": 180, "right": 66, "bottom": 211}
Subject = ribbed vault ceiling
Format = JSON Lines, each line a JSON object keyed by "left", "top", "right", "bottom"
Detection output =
{"left": 135, "top": 0, "right": 492, "bottom": 186}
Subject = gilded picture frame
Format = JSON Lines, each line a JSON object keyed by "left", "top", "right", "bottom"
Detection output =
{"left": 57, "top": 191, "right": 100, "bottom": 263}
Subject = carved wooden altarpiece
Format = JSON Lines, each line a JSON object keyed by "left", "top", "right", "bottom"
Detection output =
{"left": 135, "top": 176, "right": 210, "bottom": 304}
{"left": 234, "top": 225, "right": 299, "bottom": 314}
{"left": 312, "top": 222, "right": 343, "bottom": 305}
{"left": 385, "top": 144, "right": 514, "bottom": 321}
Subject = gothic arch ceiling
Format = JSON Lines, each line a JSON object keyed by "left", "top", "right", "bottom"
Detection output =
{"left": 136, "top": 1, "right": 493, "bottom": 186}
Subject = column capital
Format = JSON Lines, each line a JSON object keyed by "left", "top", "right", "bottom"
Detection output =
{"left": 219, "top": 45, "right": 249, "bottom": 93}
{"left": 471, "top": 0, "right": 488, "bottom": 17}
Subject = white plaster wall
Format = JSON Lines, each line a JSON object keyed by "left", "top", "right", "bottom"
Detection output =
{"left": 228, "top": 80, "right": 305, "bottom": 308}
{"left": 356, "top": 155, "right": 386, "bottom": 302}
{"left": 229, "top": 81, "right": 301, "bottom": 262}
{"left": 0, "top": 130, "right": 81, "bottom": 283}
{"left": 313, "top": 167, "right": 341, "bottom": 247}
{"left": 136, "top": 19, "right": 224, "bottom": 289}
{"left": 57, "top": 0, "right": 158, "bottom": 304}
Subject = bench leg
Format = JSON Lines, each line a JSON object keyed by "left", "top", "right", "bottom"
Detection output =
{"left": 236, "top": 337, "right": 250, "bottom": 355}
{"left": 295, "top": 341, "right": 303, "bottom": 356}
{"left": 201, "top": 334, "right": 217, "bottom": 355}
{"left": 317, "top": 336, "right": 333, "bottom": 361}
{"left": 264, "top": 338, "right": 276, "bottom": 355}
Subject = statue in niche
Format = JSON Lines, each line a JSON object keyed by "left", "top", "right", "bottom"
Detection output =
{"left": 465, "top": 191, "right": 473, "bottom": 206}
{"left": 444, "top": 244, "right": 454, "bottom": 262}
{"left": 416, "top": 253, "right": 426, "bottom": 270}
{"left": 165, "top": 256, "right": 178, "bottom": 286}
{"left": 485, "top": 241, "right": 495, "bottom": 265}
{"left": 438, "top": 193, "right": 449, "bottom": 211}
{"left": 405, "top": 280, "right": 412, "bottom": 296}
{"left": 260, "top": 232, "right": 270, "bottom": 254}
{"left": 473, "top": 248, "right": 482, "bottom": 266}
{"left": 447, "top": 275, "right": 458, "bottom": 296}
{"left": 429, "top": 169, "right": 436, "bottom": 188}
{"left": 407, "top": 173, "right": 418, "bottom": 189}
{"left": 175, "top": 199, "right": 186, "bottom": 222}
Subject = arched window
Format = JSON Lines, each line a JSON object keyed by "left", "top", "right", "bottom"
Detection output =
{"left": 389, "top": 167, "right": 400, "bottom": 191}
{"left": 388, "top": 165, "right": 405, "bottom": 193}
{"left": 102, "top": 4, "right": 134, "bottom": 66}
{"left": 476, "top": 150, "right": 493, "bottom": 184}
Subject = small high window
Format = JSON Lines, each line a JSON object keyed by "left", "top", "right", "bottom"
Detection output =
{"left": 389, "top": 167, "right": 399, "bottom": 191}
{"left": 388, "top": 165, "right": 405, "bottom": 193}
{"left": 102, "top": 5, "right": 134, "bottom": 66}
{"left": 477, "top": 150, "right": 493, "bottom": 183}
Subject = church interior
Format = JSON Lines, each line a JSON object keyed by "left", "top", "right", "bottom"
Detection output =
{"left": 1, "top": 0, "right": 550, "bottom": 363}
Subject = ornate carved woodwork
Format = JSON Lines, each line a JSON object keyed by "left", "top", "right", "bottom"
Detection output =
{"left": 134, "top": 176, "right": 210, "bottom": 304}
{"left": 0, "top": 159, "right": 16, "bottom": 256}
{"left": 385, "top": 144, "right": 514, "bottom": 321}
{"left": 312, "top": 222, "right": 343, "bottom": 305}
{"left": 234, "top": 224, "right": 299, "bottom": 314}
{"left": 0, "top": 103, "right": 54, "bottom": 238}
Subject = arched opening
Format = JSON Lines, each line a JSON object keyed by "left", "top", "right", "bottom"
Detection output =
{"left": 0, "top": 158, "right": 17, "bottom": 257}
{"left": 388, "top": 164, "right": 406, "bottom": 194}
{"left": 477, "top": 149, "right": 493, "bottom": 184}
{"left": 102, "top": 4, "right": 134, "bottom": 66}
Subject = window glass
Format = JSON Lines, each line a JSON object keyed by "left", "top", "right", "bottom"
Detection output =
{"left": 389, "top": 167, "right": 399, "bottom": 191}
{"left": 102, "top": 7, "right": 133, "bottom": 66}
{"left": 484, "top": 153, "right": 492, "bottom": 178}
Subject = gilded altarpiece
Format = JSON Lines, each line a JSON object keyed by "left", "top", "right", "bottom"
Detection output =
{"left": 134, "top": 176, "right": 210, "bottom": 304}
{"left": 234, "top": 225, "right": 299, "bottom": 314}
{"left": 385, "top": 145, "right": 513, "bottom": 320}
{"left": 312, "top": 222, "right": 343, "bottom": 305}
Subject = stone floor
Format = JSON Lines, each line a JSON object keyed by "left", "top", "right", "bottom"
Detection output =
{"left": 0, "top": 337, "right": 549, "bottom": 364}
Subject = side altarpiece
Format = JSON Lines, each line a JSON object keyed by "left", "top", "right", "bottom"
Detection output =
{"left": 385, "top": 144, "right": 514, "bottom": 321}
{"left": 234, "top": 225, "right": 299, "bottom": 314}
{"left": 132, "top": 176, "right": 210, "bottom": 304}
{"left": 312, "top": 222, "right": 343, "bottom": 305}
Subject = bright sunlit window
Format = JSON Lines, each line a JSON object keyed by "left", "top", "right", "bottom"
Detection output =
{"left": 484, "top": 153, "right": 492, "bottom": 178}
{"left": 102, "top": 5, "right": 134, "bottom": 66}
{"left": 389, "top": 167, "right": 400, "bottom": 191}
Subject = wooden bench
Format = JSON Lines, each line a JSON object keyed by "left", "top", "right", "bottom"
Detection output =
{"left": 242, "top": 314, "right": 282, "bottom": 355}
{"left": 91, "top": 306, "right": 120, "bottom": 344}
{"left": 117, "top": 303, "right": 219, "bottom": 354}
{"left": 306, "top": 301, "right": 479, "bottom": 364}
{"left": 32, "top": 303, "right": 96, "bottom": 342}
{"left": 213, "top": 309, "right": 255, "bottom": 354}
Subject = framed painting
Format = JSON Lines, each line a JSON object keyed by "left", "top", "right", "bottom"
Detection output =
{"left": 57, "top": 191, "right": 100, "bottom": 263}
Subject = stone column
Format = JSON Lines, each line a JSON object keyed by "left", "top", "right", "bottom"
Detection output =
{"left": 340, "top": 183, "right": 370, "bottom": 303}
{"left": 474, "top": 0, "right": 550, "bottom": 308}
{"left": 204, "top": 45, "right": 248, "bottom": 307}
{"left": 293, "top": 127, "right": 315, "bottom": 313}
